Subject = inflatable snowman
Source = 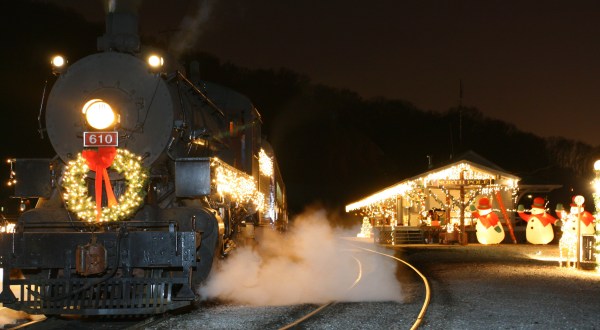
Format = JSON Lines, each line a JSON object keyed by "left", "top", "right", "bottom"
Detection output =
{"left": 517, "top": 197, "right": 557, "bottom": 244}
{"left": 471, "top": 197, "right": 505, "bottom": 244}
{"left": 556, "top": 196, "right": 596, "bottom": 235}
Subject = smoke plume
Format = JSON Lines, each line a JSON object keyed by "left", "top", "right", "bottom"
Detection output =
{"left": 169, "top": 0, "right": 216, "bottom": 59}
{"left": 199, "top": 208, "right": 402, "bottom": 305}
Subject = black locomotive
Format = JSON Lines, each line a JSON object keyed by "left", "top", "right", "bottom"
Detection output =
{"left": 0, "top": 2, "right": 286, "bottom": 316}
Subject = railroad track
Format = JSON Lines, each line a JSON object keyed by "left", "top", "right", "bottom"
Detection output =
{"left": 277, "top": 242, "right": 431, "bottom": 329}
{"left": 356, "top": 245, "right": 431, "bottom": 330}
{"left": 277, "top": 253, "right": 363, "bottom": 330}
{"left": 0, "top": 311, "right": 174, "bottom": 330}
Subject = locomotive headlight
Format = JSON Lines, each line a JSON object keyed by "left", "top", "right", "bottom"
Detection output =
{"left": 51, "top": 55, "right": 65, "bottom": 67}
{"left": 51, "top": 55, "right": 67, "bottom": 75}
{"left": 147, "top": 55, "right": 164, "bottom": 69}
{"left": 82, "top": 99, "right": 117, "bottom": 130}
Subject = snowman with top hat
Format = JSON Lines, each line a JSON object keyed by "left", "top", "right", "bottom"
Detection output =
{"left": 517, "top": 197, "right": 558, "bottom": 244}
{"left": 555, "top": 196, "right": 596, "bottom": 235}
{"left": 470, "top": 197, "right": 505, "bottom": 244}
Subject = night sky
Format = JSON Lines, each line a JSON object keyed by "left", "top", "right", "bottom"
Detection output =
{"left": 46, "top": 0, "right": 600, "bottom": 146}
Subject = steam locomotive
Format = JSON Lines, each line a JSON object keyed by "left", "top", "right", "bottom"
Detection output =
{"left": 0, "top": 3, "right": 286, "bottom": 316}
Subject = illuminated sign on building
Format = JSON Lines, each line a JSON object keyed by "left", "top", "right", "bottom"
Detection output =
{"left": 434, "top": 179, "right": 494, "bottom": 186}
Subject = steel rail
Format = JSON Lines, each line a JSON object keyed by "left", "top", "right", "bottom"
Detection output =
{"left": 277, "top": 252, "right": 364, "bottom": 330}
{"left": 355, "top": 245, "right": 431, "bottom": 330}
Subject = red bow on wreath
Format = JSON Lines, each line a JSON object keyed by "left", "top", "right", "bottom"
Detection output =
{"left": 82, "top": 146, "right": 118, "bottom": 221}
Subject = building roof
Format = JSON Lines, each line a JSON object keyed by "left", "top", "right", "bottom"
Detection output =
{"left": 408, "top": 150, "right": 519, "bottom": 182}
{"left": 346, "top": 150, "right": 520, "bottom": 212}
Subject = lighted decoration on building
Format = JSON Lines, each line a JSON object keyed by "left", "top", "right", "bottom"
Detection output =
{"left": 62, "top": 148, "right": 148, "bottom": 222}
{"left": 212, "top": 158, "right": 264, "bottom": 212}
{"left": 437, "top": 186, "right": 481, "bottom": 209}
{"left": 345, "top": 162, "right": 519, "bottom": 222}
{"left": 517, "top": 197, "right": 558, "bottom": 245}
{"left": 470, "top": 197, "right": 505, "bottom": 244}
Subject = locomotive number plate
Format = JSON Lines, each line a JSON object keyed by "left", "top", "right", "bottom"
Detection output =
{"left": 83, "top": 132, "right": 119, "bottom": 147}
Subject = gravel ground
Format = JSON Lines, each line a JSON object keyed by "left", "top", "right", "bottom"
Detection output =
{"left": 3, "top": 241, "right": 597, "bottom": 329}
{"left": 149, "top": 242, "right": 600, "bottom": 330}
{"left": 402, "top": 243, "right": 600, "bottom": 330}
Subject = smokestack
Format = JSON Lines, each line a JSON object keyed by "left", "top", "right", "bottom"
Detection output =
{"left": 97, "top": 0, "right": 141, "bottom": 52}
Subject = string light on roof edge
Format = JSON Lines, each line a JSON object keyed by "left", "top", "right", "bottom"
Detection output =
{"left": 346, "top": 162, "right": 519, "bottom": 214}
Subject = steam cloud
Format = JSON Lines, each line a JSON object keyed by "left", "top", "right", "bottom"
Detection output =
{"left": 170, "top": 0, "right": 216, "bottom": 59}
{"left": 199, "top": 208, "right": 402, "bottom": 305}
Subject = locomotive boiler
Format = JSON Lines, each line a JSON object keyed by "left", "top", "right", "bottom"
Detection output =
{"left": 0, "top": 2, "right": 286, "bottom": 316}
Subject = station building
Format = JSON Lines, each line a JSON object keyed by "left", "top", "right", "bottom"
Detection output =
{"left": 346, "top": 151, "right": 526, "bottom": 244}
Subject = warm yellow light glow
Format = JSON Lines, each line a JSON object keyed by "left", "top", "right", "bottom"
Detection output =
{"left": 594, "top": 162, "right": 600, "bottom": 272}
{"left": 51, "top": 55, "right": 65, "bottom": 68}
{"left": 62, "top": 149, "right": 148, "bottom": 222}
{"left": 0, "top": 223, "right": 15, "bottom": 233}
{"left": 82, "top": 99, "right": 116, "bottom": 129}
{"left": 259, "top": 149, "right": 274, "bottom": 177}
{"left": 6, "top": 159, "right": 17, "bottom": 186}
{"left": 147, "top": 55, "right": 164, "bottom": 68}
{"left": 211, "top": 158, "right": 264, "bottom": 212}
{"left": 345, "top": 161, "right": 519, "bottom": 213}
{"left": 345, "top": 182, "right": 413, "bottom": 212}
{"left": 50, "top": 55, "right": 68, "bottom": 75}
{"left": 192, "top": 138, "right": 207, "bottom": 146}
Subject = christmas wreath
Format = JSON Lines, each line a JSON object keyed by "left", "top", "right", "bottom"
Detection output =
{"left": 62, "top": 148, "right": 148, "bottom": 222}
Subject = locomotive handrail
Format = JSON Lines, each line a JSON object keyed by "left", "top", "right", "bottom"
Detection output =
{"left": 37, "top": 79, "right": 49, "bottom": 139}
{"left": 175, "top": 71, "right": 225, "bottom": 118}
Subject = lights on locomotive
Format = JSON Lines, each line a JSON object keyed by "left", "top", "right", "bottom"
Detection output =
{"left": 147, "top": 54, "right": 164, "bottom": 71}
{"left": 6, "top": 158, "right": 16, "bottom": 186}
{"left": 19, "top": 200, "right": 27, "bottom": 212}
{"left": 51, "top": 55, "right": 67, "bottom": 75}
{"left": 82, "top": 99, "right": 117, "bottom": 130}
{"left": 259, "top": 149, "right": 274, "bottom": 177}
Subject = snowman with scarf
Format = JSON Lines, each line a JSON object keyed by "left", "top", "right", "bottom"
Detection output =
{"left": 517, "top": 197, "right": 557, "bottom": 244}
{"left": 555, "top": 196, "right": 596, "bottom": 235}
{"left": 470, "top": 197, "right": 505, "bottom": 244}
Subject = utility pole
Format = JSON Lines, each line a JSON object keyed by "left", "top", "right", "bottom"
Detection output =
{"left": 574, "top": 195, "right": 585, "bottom": 269}
{"left": 459, "top": 79, "right": 463, "bottom": 145}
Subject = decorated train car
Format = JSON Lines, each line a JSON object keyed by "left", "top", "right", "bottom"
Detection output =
{"left": 0, "top": 2, "right": 286, "bottom": 316}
